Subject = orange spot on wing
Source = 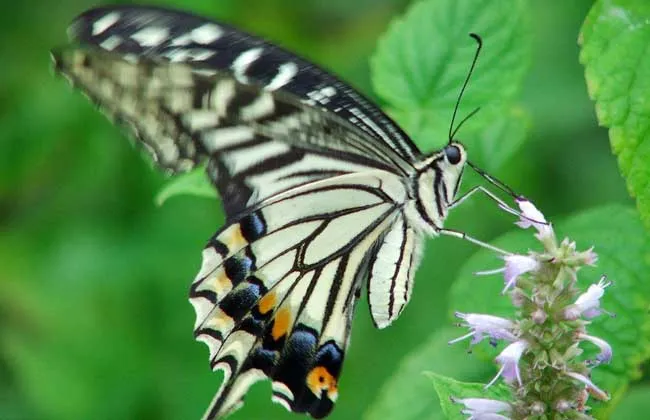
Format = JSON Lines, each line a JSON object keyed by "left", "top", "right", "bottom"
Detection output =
{"left": 223, "top": 224, "right": 248, "bottom": 252}
{"left": 306, "top": 366, "right": 338, "bottom": 401}
{"left": 258, "top": 292, "right": 276, "bottom": 315}
{"left": 271, "top": 308, "right": 291, "bottom": 341}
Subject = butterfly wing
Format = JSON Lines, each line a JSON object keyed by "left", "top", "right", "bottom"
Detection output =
{"left": 65, "top": 5, "right": 422, "bottom": 165}
{"left": 191, "top": 172, "right": 404, "bottom": 418}
{"left": 52, "top": 5, "right": 425, "bottom": 418}
{"left": 367, "top": 215, "right": 425, "bottom": 329}
{"left": 52, "top": 46, "right": 414, "bottom": 218}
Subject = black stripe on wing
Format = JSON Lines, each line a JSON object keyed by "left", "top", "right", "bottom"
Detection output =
{"left": 52, "top": 46, "right": 411, "bottom": 219}
{"left": 65, "top": 5, "right": 423, "bottom": 164}
{"left": 189, "top": 173, "right": 399, "bottom": 418}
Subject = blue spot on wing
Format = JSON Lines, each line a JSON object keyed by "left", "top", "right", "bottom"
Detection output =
{"left": 314, "top": 341, "right": 344, "bottom": 378}
{"left": 223, "top": 255, "right": 254, "bottom": 285}
{"left": 219, "top": 282, "right": 262, "bottom": 320}
{"left": 239, "top": 211, "right": 267, "bottom": 242}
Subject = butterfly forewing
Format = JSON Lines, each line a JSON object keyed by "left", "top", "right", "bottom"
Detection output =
{"left": 52, "top": 5, "right": 445, "bottom": 419}
{"left": 52, "top": 45, "right": 413, "bottom": 218}
{"left": 67, "top": 5, "right": 422, "bottom": 163}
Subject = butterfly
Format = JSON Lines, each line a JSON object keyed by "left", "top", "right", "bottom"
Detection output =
{"left": 52, "top": 5, "right": 521, "bottom": 419}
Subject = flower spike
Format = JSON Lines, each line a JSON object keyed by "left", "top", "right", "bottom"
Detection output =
{"left": 447, "top": 198, "right": 611, "bottom": 419}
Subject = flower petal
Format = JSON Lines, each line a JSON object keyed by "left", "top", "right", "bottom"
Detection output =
{"left": 451, "top": 397, "right": 511, "bottom": 414}
{"left": 449, "top": 313, "right": 517, "bottom": 345}
{"left": 502, "top": 254, "right": 540, "bottom": 293}
{"left": 578, "top": 333, "right": 613, "bottom": 364}
{"left": 570, "top": 276, "right": 612, "bottom": 319}
{"left": 488, "top": 340, "right": 529, "bottom": 386}
{"left": 565, "top": 371, "right": 609, "bottom": 401}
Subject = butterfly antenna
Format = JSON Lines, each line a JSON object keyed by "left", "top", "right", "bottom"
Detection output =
{"left": 448, "top": 33, "right": 483, "bottom": 144}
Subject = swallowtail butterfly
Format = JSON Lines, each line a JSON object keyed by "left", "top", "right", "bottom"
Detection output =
{"left": 52, "top": 5, "right": 521, "bottom": 419}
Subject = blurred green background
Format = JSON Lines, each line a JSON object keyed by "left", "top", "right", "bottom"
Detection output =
{"left": 0, "top": 0, "right": 635, "bottom": 419}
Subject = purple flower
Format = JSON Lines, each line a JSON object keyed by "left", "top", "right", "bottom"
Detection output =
{"left": 449, "top": 313, "right": 517, "bottom": 346}
{"left": 486, "top": 340, "right": 529, "bottom": 387}
{"left": 451, "top": 397, "right": 512, "bottom": 420}
{"left": 515, "top": 198, "right": 553, "bottom": 239}
{"left": 565, "top": 371, "right": 610, "bottom": 401}
{"left": 564, "top": 276, "right": 612, "bottom": 320}
{"left": 503, "top": 255, "right": 540, "bottom": 293}
{"left": 578, "top": 333, "right": 613, "bottom": 365}
{"left": 476, "top": 254, "right": 540, "bottom": 294}
{"left": 580, "top": 246, "right": 598, "bottom": 266}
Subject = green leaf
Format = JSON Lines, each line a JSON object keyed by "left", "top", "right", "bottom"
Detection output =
{"left": 155, "top": 167, "right": 217, "bottom": 206}
{"left": 611, "top": 385, "right": 650, "bottom": 419}
{"left": 579, "top": 0, "right": 650, "bottom": 231}
{"left": 371, "top": 0, "right": 530, "bottom": 153}
{"left": 449, "top": 205, "right": 650, "bottom": 417}
{"left": 364, "top": 327, "right": 492, "bottom": 420}
{"left": 459, "top": 105, "right": 530, "bottom": 173}
{"left": 388, "top": 105, "right": 530, "bottom": 173}
{"left": 426, "top": 373, "right": 512, "bottom": 420}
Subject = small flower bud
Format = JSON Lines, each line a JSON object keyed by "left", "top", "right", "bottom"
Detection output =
{"left": 554, "top": 400, "right": 572, "bottom": 412}
{"left": 531, "top": 308, "right": 547, "bottom": 324}
{"left": 562, "top": 343, "right": 584, "bottom": 361}
{"left": 576, "top": 389, "right": 589, "bottom": 412}
{"left": 579, "top": 247, "right": 598, "bottom": 266}
{"left": 510, "top": 289, "right": 527, "bottom": 307}
{"left": 529, "top": 401, "right": 545, "bottom": 415}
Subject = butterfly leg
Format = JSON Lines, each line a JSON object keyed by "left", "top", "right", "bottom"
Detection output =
{"left": 437, "top": 227, "right": 512, "bottom": 256}
{"left": 449, "top": 185, "right": 521, "bottom": 218}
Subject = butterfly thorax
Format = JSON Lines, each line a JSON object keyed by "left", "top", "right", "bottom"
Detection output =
{"left": 406, "top": 142, "right": 467, "bottom": 236}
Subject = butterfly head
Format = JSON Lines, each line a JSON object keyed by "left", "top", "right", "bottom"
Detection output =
{"left": 409, "top": 141, "right": 467, "bottom": 233}
{"left": 441, "top": 141, "right": 467, "bottom": 201}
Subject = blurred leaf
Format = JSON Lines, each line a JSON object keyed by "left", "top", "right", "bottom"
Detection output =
{"left": 463, "top": 106, "right": 531, "bottom": 173}
{"left": 387, "top": 105, "right": 530, "bottom": 173}
{"left": 449, "top": 205, "right": 650, "bottom": 417}
{"left": 156, "top": 167, "right": 217, "bottom": 206}
{"left": 364, "top": 327, "right": 491, "bottom": 420}
{"left": 611, "top": 385, "right": 650, "bottom": 419}
{"left": 426, "top": 373, "right": 512, "bottom": 420}
{"left": 371, "top": 0, "right": 530, "bottom": 152}
{"left": 579, "top": 0, "right": 650, "bottom": 231}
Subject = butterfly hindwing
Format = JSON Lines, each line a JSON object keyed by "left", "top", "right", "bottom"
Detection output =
{"left": 367, "top": 216, "right": 424, "bottom": 328}
{"left": 190, "top": 173, "right": 401, "bottom": 418}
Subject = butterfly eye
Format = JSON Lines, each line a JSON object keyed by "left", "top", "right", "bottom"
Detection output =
{"left": 444, "top": 145, "right": 462, "bottom": 165}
